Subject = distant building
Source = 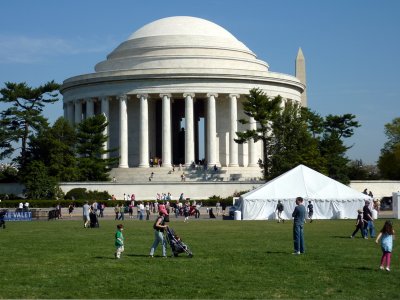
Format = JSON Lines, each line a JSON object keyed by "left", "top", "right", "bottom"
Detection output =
{"left": 60, "top": 16, "right": 305, "bottom": 172}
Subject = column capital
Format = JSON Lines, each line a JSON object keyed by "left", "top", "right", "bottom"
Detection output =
{"left": 229, "top": 93, "right": 240, "bottom": 99}
{"left": 207, "top": 93, "right": 218, "bottom": 98}
{"left": 118, "top": 94, "right": 128, "bottom": 101}
{"left": 159, "top": 93, "right": 171, "bottom": 98}
{"left": 136, "top": 94, "right": 148, "bottom": 99}
{"left": 183, "top": 93, "right": 195, "bottom": 98}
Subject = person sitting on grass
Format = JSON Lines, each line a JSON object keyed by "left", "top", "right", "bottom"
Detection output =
{"left": 115, "top": 224, "right": 125, "bottom": 259}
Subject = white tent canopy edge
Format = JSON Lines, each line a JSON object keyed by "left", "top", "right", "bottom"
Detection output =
{"left": 237, "top": 164, "right": 372, "bottom": 220}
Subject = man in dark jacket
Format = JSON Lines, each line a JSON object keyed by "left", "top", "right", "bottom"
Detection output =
{"left": 292, "top": 197, "right": 306, "bottom": 255}
{"left": 363, "top": 200, "right": 375, "bottom": 238}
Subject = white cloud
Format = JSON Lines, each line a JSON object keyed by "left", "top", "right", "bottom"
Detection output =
{"left": 0, "top": 34, "right": 115, "bottom": 64}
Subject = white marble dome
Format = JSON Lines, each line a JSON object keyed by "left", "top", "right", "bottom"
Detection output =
{"left": 94, "top": 16, "right": 269, "bottom": 74}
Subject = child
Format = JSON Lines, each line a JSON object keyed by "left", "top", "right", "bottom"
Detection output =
{"left": 375, "top": 220, "right": 395, "bottom": 271}
{"left": 350, "top": 209, "right": 364, "bottom": 238}
{"left": 307, "top": 201, "right": 314, "bottom": 223}
{"left": 114, "top": 224, "right": 125, "bottom": 259}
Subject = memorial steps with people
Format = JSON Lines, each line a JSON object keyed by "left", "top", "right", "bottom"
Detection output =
{"left": 108, "top": 166, "right": 262, "bottom": 183}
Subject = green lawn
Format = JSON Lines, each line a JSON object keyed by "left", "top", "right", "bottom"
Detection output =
{"left": 0, "top": 218, "right": 398, "bottom": 299}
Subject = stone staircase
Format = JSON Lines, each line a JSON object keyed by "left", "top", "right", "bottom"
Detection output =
{"left": 109, "top": 166, "right": 262, "bottom": 184}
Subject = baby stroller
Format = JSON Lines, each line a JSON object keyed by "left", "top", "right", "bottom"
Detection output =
{"left": 89, "top": 211, "right": 99, "bottom": 228}
{"left": 165, "top": 227, "right": 193, "bottom": 258}
{"left": 0, "top": 209, "right": 8, "bottom": 229}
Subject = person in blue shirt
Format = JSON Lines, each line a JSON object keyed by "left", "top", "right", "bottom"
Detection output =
{"left": 292, "top": 197, "right": 306, "bottom": 255}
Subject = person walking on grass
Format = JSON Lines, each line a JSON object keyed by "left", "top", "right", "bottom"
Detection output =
{"left": 149, "top": 211, "right": 168, "bottom": 258}
{"left": 114, "top": 224, "right": 125, "bottom": 259}
{"left": 275, "top": 200, "right": 284, "bottom": 223}
{"left": 292, "top": 196, "right": 306, "bottom": 255}
{"left": 363, "top": 200, "right": 375, "bottom": 238}
{"left": 375, "top": 220, "right": 395, "bottom": 272}
{"left": 307, "top": 201, "right": 314, "bottom": 223}
{"left": 350, "top": 209, "right": 365, "bottom": 238}
{"left": 82, "top": 201, "right": 90, "bottom": 228}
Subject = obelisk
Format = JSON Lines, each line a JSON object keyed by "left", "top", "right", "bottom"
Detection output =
{"left": 295, "top": 48, "right": 307, "bottom": 107}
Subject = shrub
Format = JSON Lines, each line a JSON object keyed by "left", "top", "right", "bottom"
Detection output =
{"left": 64, "top": 188, "right": 111, "bottom": 201}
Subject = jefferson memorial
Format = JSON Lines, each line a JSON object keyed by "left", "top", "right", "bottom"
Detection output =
{"left": 60, "top": 16, "right": 306, "bottom": 184}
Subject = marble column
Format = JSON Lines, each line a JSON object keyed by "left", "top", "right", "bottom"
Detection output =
{"left": 184, "top": 93, "right": 195, "bottom": 166}
{"left": 74, "top": 100, "right": 82, "bottom": 124}
{"left": 138, "top": 94, "right": 149, "bottom": 168}
{"left": 67, "top": 102, "right": 73, "bottom": 124}
{"left": 86, "top": 98, "right": 95, "bottom": 119}
{"left": 207, "top": 93, "right": 217, "bottom": 167}
{"left": 248, "top": 116, "right": 258, "bottom": 167}
{"left": 118, "top": 95, "right": 129, "bottom": 168}
{"left": 63, "top": 103, "right": 68, "bottom": 120}
{"left": 161, "top": 94, "right": 172, "bottom": 168}
{"left": 101, "top": 96, "right": 110, "bottom": 159}
{"left": 229, "top": 94, "right": 239, "bottom": 167}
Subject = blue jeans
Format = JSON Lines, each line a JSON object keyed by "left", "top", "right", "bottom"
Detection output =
{"left": 150, "top": 230, "right": 166, "bottom": 257}
{"left": 293, "top": 224, "right": 305, "bottom": 253}
{"left": 363, "top": 221, "right": 375, "bottom": 238}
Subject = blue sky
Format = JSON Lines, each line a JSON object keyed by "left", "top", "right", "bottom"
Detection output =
{"left": 0, "top": 0, "right": 399, "bottom": 165}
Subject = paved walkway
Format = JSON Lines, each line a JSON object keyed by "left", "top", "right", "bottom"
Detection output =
{"left": 56, "top": 206, "right": 228, "bottom": 221}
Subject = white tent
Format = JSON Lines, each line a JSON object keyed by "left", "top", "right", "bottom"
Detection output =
{"left": 236, "top": 164, "right": 372, "bottom": 220}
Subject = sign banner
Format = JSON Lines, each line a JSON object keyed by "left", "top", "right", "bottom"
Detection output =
{"left": 4, "top": 211, "right": 32, "bottom": 221}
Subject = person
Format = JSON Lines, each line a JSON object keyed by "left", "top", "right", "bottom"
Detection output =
{"left": 83, "top": 201, "right": 91, "bottom": 228}
{"left": 114, "top": 224, "right": 125, "bottom": 259}
{"left": 363, "top": 200, "right": 375, "bottom": 238}
{"left": 216, "top": 201, "right": 221, "bottom": 216}
{"left": 24, "top": 201, "right": 29, "bottom": 212}
{"left": 375, "top": 220, "right": 395, "bottom": 271}
{"left": 149, "top": 211, "right": 168, "bottom": 258}
{"left": 99, "top": 203, "right": 104, "bottom": 218}
{"left": 145, "top": 202, "right": 150, "bottom": 220}
{"left": 128, "top": 203, "right": 134, "bottom": 219}
{"left": 139, "top": 202, "right": 145, "bottom": 220}
{"left": 181, "top": 173, "right": 186, "bottom": 182}
{"left": 195, "top": 203, "right": 201, "bottom": 219}
{"left": 221, "top": 202, "right": 226, "bottom": 216}
{"left": 307, "top": 201, "right": 314, "bottom": 223}
{"left": 183, "top": 202, "right": 190, "bottom": 222}
{"left": 350, "top": 209, "right": 365, "bottom": 238}
{"left": 119, "top": 204, "right": 125, "bottom": 221}
{"left": 292, "top": 196, "right": 306, "bottom": 255}
{"left": 275, "top": 200, "right": 284, "bottom": 223}
{"left": 68, "top": 203, "right": 74, "bottom": 217}
{"left": 114, "top": 204, "right": 120, "bottom": 220}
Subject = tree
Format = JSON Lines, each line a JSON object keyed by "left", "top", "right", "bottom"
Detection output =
{"left": 76, "top": 114, "right": 118, "bottom": 181}
{"left": 235, "top": 88, "right": 281, "bottom": 180}
{"left": 235, "top": 88, "right": 325, "bottom": 180}
{"left": 25, "top": 117, "right": 79, "bottom": 182}
{"left": 0, "top": 81, "right": 60, "bottom": 167}
{"left": 21, "top": 160, "right": 61, "bottom": 199}
{"left": 378, "top": 117, "right": 400, "bottom": 179}
{"left": 269, "top": 101, "right": 326, "bottom": 178}
{"left": 318, "top": 113, "right": 360, "bottom": 184}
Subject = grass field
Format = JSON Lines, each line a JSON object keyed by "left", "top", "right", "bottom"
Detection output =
{"left": 0, "top": 218, "right": 398, "bottom": 299}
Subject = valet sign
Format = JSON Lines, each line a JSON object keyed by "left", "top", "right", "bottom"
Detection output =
{"left": 5, "top": 211, "right": 32, "bottom": 221}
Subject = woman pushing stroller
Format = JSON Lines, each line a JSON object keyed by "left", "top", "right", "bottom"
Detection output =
{"left": 149, "top": 211, "right": 168, "bottom": 258}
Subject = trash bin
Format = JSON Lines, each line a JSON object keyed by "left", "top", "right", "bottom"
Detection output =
{"left": 234, "top": 210, "right": 241, "bottom": 220}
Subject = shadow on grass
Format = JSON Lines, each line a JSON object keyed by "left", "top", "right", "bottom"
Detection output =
{"left": 265, "top": 251, "right": 288, "bottom": 254}
{"left": 94, "top": 256, "right": 117, "bottom": 260}
{"left": 344, "top": 266, "right": 376, "bottom": 271}
{"left": 331, "top": 236, "right": 354, "bottom": 239}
